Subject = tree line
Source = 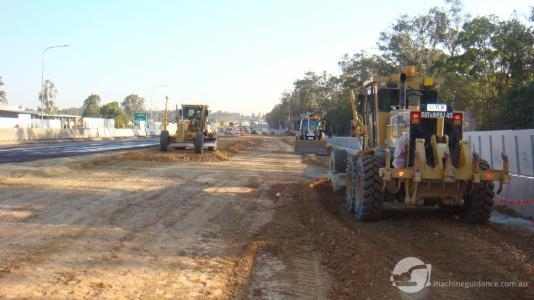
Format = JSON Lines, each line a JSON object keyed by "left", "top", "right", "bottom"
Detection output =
{"left": 36, "top": 84, "right": 147, "bottom": 128}
{"left": 0, "top": 75, "right": 147, "bottom": 128}
{"left": 267, "top": 1, "right": 534, "bottom": 133}
{"left": 79, "top": 94, "right": 145, "bottom": 128}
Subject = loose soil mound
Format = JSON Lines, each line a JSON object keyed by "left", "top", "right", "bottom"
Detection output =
{"left": 247, "top": 178, "right": 533, "bottom": 298}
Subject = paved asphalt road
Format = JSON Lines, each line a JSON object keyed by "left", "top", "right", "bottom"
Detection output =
{"left": 0, "top": 137, "right": 159, "bottom": 164}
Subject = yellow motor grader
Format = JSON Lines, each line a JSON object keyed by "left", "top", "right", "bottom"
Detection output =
{"left": 159, "top": 98, "right": 217, "bottom": 154}
{"left": 294, "top": 112, "right": 327, "bottom": 155}
{"left": 341, "top": 66, "right": 510, "bottom": 223}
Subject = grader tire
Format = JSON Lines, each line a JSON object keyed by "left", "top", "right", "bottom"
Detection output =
{"left": 352, "top": 154, "right": 384, "bottom": 220}
{"left": 461, "top": 160, "right": 495, "bottom": 224}
{"left": 345, "top": 156, "right": 356, "bottom": 213}
{"left": 194, "top": 132, "right": 204, "bottom": 155}
{"left": 373, "top": 149, "right": 395, "bottom": 202}
{"left": 160, "top": 130, "right": 169, "bottom": 152}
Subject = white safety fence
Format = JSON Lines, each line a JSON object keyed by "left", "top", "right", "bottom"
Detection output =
{"left": 464, "top": 129, "right": 534, "bottom": 219}
{"left": 82, "top": 117, "right": 115, "bottom": 129}
{"left": 464, "top": 129, "right": 534, "bottom": 177}
{"left": 0, "top": 116, "right": 62, "bottom": 129}
{"left": 0, "top": 127, "right": 158, "bottom": 142}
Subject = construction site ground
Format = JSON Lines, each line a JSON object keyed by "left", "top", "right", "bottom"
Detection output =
{"left": 0, "top": 136, "right": 532, "bottom": 299}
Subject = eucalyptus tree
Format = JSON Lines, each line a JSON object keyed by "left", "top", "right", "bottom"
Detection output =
{"left": 38, "top": 79, "right": 58, "bottom": 115}
{"left": 121, "top": 94, "right": 145, "bottom": 120}
{"left": 82, "top": 94, "right": 102, "bottom": 117}
{"left": 101, "top": 101, "right": 129, "bottom": 128}
{"left": 0, "top": 76, "right": 6, "bottom": 104}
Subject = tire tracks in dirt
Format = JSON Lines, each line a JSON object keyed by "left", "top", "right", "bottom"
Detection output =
{"left": 289, "top": 179, "right": 533, "bottom": 299}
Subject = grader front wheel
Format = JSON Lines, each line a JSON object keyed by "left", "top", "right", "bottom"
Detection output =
{"left": 352, "top": 154, "right": 384, "bottom": 221}
{"left": 194, "top": 132, "right": 204, "bottom": 154}
{"left": 461, "top": 160, "right": 495, "bottom": 224}
{"left": 345, "top": 157, "right": 356, "bottom": 213}
{"left": 160, "top": 130, "right": 169, "bottom": 152}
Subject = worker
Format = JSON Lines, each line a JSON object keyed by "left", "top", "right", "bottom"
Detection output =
{"left": 393, "top": 132, "right": 409, "bottom": 168}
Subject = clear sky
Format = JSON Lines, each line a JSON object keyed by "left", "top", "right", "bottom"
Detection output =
{"left": 1, "top": 0, "right": 531, "bottom": 114}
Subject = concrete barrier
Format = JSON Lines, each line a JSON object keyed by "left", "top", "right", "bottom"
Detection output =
{"left": 133, "top": 128, "right": 147, "bottom": 136}
{"left": 497, "top": 175, "right": 534, "bottom": 219}
{"left": 326, "top": 136, "right": 362, "bottom": 155}
{"left": 114, "top": 129, "right": 135, "bottom": 137}
{"left": 464, "top": 129, "right": 534, "bottom": 177}
{"left": 97, "top": 128, "right": 112, "bottom": 138}
{"left": 0, "top": 128, "right": 142, "bottom": 141}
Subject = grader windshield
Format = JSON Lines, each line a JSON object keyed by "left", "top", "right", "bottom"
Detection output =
{"left": 301, "top": 119, "right": 320, "bottom": 132}
{"left": 182, "top": 106, "right": 202, "bottom": 120}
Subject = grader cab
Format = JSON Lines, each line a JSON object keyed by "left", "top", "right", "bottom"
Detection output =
{"left": 344, "top": 67, "right": 510, "bottom": 223}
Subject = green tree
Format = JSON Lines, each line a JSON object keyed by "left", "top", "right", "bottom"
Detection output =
{"left": 121, "top": 94, "right": 145, "bottom": 120}
{"left": 0, "top": 76, "right": 7, "bottom": 104}
{"left": 446, "top": 15, "right": 533, "bottom": 129}
{"left": 492, "top": 18, "right": 534, "bottom": 86}
{"left": 440, "top": 0, "right": 465, "bottom": 56}
{"left": 38, "top": 79, "right": 58, "bottom": 115}
{"left": 499, "top": 81, "right": 534, "bottom": 129}
{"left": 268, "top": 71, "right": 350, "bottom": 132}
{"left": 446, "top": 17, "right": 498, "bottom": 129}
{"left": 266, "top": 103, "right": 286, "bottom": 129}
{"left": 82, "top": 94, "right": 102, "bottom": 117}
{"left": 100, "top": 101, "right": 129, "bottom": 128}
{"left": 324, "top": 91, "right": 353, "bottom": 136}
{"left": 269, "top": 1, "right": 533, "bottom": 131}
{"left": 376, "top": 1, "right": 466, "bottom": 75}
{"left": 338, "top": 51, "right": 394, "bottom": 90}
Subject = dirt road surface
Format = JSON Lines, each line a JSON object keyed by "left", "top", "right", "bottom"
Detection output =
{"left": 0, "top": 136, "right": 532, "bottom": 299}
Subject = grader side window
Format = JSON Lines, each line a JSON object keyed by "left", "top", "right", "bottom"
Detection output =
{"left": 377, "top": 89, "right": 398, "bottom": 111}
{"left": 365, "top": 86, "right": 377, "bottom": 147}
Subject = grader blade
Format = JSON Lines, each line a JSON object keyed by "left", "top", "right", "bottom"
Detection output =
{"left": 295, "top": 140, "right": 327, "bottom": 155}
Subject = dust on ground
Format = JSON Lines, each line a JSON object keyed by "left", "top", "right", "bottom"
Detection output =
{"left": 0, "top": 135, "right": 532, "bottom": 299}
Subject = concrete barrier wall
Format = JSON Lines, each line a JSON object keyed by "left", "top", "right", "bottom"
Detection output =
{"left": 326, "top": 136, "right": 362, "bottom": 155}
{"left": 0, "top": 127, "right": 152, "bottom": 142}
{"left": 497, "top": 175, "right": 534, "bottom": 219}
{"left": 464, "top": 129, "right": 534, "bottom": 177}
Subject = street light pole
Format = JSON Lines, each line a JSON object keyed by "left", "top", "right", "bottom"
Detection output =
{"left": 150, "top": 84, "right": 167, "bottom": 121}
{"left": 41, "top": 44, "right": 69, "bottom": 119}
